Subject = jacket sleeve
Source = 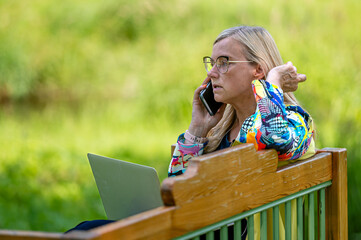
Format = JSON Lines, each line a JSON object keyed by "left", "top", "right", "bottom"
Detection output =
{"left": 240, "top": 80, "right": 314, "bottom": 160}
{"left": 168, "top": 133, "right": 207, "bottom": 177}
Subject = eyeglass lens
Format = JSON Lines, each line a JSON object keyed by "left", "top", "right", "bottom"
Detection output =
{"left": 204, "top": 57, "right": 229, "bottom": 73}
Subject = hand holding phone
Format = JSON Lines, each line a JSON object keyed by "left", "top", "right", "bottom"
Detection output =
{"left": 199, "top": 82, "right": 223, "bottom": 116}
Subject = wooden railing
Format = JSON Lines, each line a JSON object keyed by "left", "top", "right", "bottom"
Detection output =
{"left": 0, "top": 144, "right": 348, "bottom": 239}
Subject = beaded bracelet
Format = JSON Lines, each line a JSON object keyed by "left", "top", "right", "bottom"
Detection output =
{"left": 184, "top": 130, "right": 208, "bottom": 144}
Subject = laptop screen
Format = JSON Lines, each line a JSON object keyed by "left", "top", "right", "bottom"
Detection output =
{"left": 88, "top": 153, "right": 164, "bottom": 220}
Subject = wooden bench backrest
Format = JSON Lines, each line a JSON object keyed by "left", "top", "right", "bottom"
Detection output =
{"left": 0, "top": 144, "right": 347, "bottom": 240}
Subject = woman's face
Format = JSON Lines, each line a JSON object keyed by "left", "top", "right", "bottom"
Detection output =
{"left": 207, "top": 37, "right": 257, "bottom": 105}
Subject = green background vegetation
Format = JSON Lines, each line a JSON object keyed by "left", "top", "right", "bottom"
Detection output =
{"left": 0, "top": 0, "right": 360, "bottom": 237}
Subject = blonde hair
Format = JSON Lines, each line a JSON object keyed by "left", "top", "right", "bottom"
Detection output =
{"left": 205, "top": 26, "right": 300, "bottom": 153}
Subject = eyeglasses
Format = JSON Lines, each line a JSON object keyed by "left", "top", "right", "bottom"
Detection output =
{"left": 203, "top": 56, "right": 252, "bottom": 73}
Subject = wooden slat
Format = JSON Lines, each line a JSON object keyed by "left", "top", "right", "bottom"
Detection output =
{"left": 205, "top": 231, "right": 214, "bottom": 240}
{"left": 273, "top": 206, "right": 279, "bottom": 240}
{"left": 308, "top": 193, "right": 315, "bottom": 240}
{"left": 248, "top": 215, "right": 254, "bottom": 240}
{"left": 0, "top": 207, "right": 177, "bottom": 240}
{"left": 0, "top": 231, "right": 73, "bottom": 240}
{"left": 318, "top": 148, "right": 348, "bottom": 240}
{"left": 89, "top": 206, "right": 177, "bottom": 240}
{"left": 234, "top": 220, "right": 242, "bottom": 240}
{"left": 220, "top": 226, "right": 228, "bottom": 240}
{"left": 320, "top": 189, "right": 326, "bottom": 240}
{"left": 297, "top": 197, "right": 303, "bottom": 240}
{"left": 260, "top": 210, "right": 267, "bottom": 240}
{"left": 285, "top": 201, "right": 292, "bottom": 240}
{"left": 162, "top": 144, "right": 333, "bottom": 231}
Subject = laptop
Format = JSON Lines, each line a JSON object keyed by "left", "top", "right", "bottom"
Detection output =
{"left": 87, "top": 153, "right": 164, "bottom": 220}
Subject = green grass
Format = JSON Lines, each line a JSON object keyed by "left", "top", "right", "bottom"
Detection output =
{"left": 0, "top": 0, "right": 360, "bottom": 236}
{"left": 0, "top": 101, "right": 179, "bottom": 231}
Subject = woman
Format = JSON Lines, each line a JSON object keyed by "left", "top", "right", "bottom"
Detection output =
{"left": 168, "top": 25, "right": 315, "bottom": 240}
{"left": 168, "top": 26, "right": 315, "bottom": 177}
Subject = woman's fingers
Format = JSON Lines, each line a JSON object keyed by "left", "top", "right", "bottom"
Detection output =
{"left": 282, "top": 76, "right": 306, "bottom": 92}
{"left": 278, "top": 62, "right": 307, "bottom": 92}
{"left": 193, "top": 76, "right": 211, "bottom": 100}
{"left": 201, "top": 76, "right": 211, "bottom": 85}
{"left": 283, "top": 83, "right": 298, "bottom": 92}
{"left": 297, "top": 73, "right": 307, "bottom": 82}
{"left": 285, "top": 62, "right": 297, "bottom": 78}
{"left": 193, "top": 84, "right": 207, "bottom": 102}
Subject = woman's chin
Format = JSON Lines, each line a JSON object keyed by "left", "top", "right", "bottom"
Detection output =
{"left": 214, "top": 96, "right": 224, "bottom": 103}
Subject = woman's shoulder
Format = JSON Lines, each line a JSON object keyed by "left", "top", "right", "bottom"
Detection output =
{"left": 252, "top": 79, "right": 282, "bottom": 92}
{"left": 252, "top": 79, "right": 284, "bottom": 104}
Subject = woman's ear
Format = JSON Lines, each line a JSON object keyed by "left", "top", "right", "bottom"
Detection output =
{"left": 254, "top": 64, "right": 265, "bottom": 80}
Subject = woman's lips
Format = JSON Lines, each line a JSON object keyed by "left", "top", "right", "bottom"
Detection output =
{"left": 213, "top": 84, "right": 222, "bottom": 92}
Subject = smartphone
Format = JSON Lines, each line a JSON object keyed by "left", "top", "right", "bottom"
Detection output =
{"left": 199, "top": 82, "right": 223, "bottom": 116}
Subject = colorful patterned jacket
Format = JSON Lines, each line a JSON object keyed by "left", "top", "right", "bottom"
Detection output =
{"left": 168, "top": 80, "right": 315, "bottom": 177}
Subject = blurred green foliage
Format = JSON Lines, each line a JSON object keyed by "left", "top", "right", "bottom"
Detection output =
{"left": 0, "top": 0, "right": 360, "bottom": 237}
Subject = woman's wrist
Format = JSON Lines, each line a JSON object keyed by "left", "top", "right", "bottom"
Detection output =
{"left": 188, "top": 123, "right": 209, "bottom": 138}
{"left": 265, "top": 75, "right": 281, "bottom": 89}
{"left": 184, "top": 130, "right": 208, "bottom": 144}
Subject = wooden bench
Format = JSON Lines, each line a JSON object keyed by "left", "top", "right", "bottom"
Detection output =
{"left": 0, "top": 144, "right": 348, "bottom": 239}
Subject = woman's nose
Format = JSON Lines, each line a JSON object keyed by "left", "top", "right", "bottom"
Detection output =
{"left": 207, "top": 65, "right": 219, "bottom": 78}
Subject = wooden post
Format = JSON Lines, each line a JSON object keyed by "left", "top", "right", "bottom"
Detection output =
{"left": 320, "top": 148, "right": 348, "bottom": 240}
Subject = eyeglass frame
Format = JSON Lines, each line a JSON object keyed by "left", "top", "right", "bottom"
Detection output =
{"left": 203, "top": 56, "right": 252, "bottom": 73}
